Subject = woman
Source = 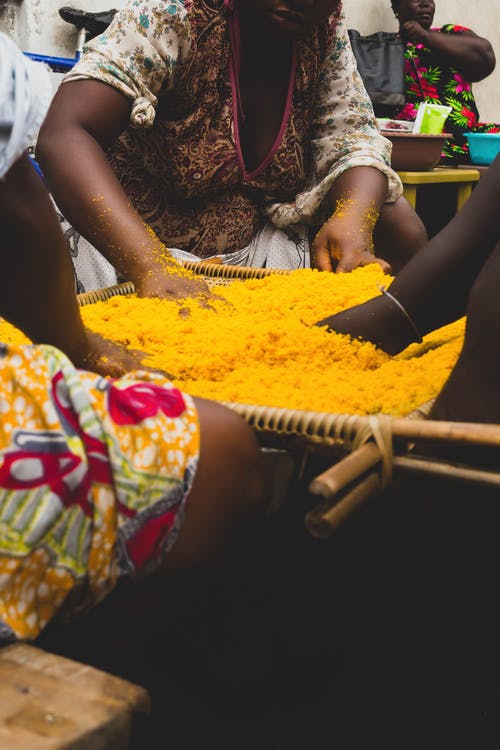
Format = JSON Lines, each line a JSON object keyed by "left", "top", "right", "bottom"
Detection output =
{"left": 391, "top": 0, "right": 498, "bottom": 165}
{"left": 36, "top": 0, "right": 426, "bottom": 298}
{"left": 0, "top": 32, "right": 270, "bottom": 645}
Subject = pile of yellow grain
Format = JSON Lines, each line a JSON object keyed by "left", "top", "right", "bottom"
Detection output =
{"left": 0, "top": 266, "right": 465, "bottom": 416}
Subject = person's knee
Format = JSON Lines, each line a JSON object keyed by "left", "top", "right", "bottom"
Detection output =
{"left": 161, "top": 399, "right": 271, "bottom": 572}
{"left": 194, "top": 397, "right": 272, "bottom": 518}
{"left": 464, "top": 243, "right": 500, "bottom": 334}
{"left": 375, "top": 197, "right": 427, "bottom": 273}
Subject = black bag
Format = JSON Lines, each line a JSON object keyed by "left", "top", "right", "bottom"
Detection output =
{"left": 348, "top": 30, "right": 405, "bottom": 118}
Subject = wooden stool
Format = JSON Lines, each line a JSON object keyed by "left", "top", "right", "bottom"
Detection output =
{"left": 397, "top": 167, "right": 480, "bottom": 212}
{"left": 0, "top": 643, "right": 150, "bottom": 749}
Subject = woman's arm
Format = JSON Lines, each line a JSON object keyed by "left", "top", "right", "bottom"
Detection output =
{"left": 401, "top": 22, "right": 495, "bottom": 82}
{"left": 36, "top": 79, "right": 207, "bottom": 300}
{"left": 0, "top": 153, "right": 151, "bottom": 376}
{"left": 311, "top": 166, "right": 391, "bottom": 273}
{"left": 317, "top": 153, "right": 500, "bottom": 353}
{"left": 37, "top": 1, "right": 210, "bottom": 300}
{"left": 267, "top": 3, "right": 403, "bottom": 238}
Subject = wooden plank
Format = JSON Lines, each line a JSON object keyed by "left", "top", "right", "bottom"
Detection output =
{"left": 0, "top": 644, "right": 150, "bottom": 750}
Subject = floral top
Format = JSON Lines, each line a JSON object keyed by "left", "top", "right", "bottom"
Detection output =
{"left": 64, "top": 0, "right": 402, "bottom": 258}
{"left": 396, "top": 24, "right": 500, "bottom": 164}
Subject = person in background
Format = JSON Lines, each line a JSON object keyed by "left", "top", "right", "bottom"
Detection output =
{"left": 36, "top": 0, "right": 427, "bottom": 294}
{"left": 391, "top": 0, "right": 498, "bottom": 165}
{"left": 0, "top": 31, "right": 270, "bottom": 646}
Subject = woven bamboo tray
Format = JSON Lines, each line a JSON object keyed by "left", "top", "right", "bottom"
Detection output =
{"left": 77, "top": 262, "right": 500, "bottom": 536}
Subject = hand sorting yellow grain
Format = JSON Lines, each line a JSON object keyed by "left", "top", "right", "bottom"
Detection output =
{"left": 0, "top": 267, "right": 463, "bottom": 417}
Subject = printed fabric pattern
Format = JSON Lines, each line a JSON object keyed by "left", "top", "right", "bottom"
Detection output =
{"left": 64, "top": 0, "right": 401, "bottom": 258}
{"left": 0, "top": 343, "right": 199, "bottom": 643}
{"left": 395, "top": 25, "right": 500, "bottom": 164}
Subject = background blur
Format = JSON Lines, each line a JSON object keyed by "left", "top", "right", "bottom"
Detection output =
{"left": 1, "top": 0, "right": 499, "bottom": 121}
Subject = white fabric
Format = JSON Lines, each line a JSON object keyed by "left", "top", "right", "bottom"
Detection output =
{"left": 53, "top": 202, "right": 119, "bottom": 293}
{"left": 169, "top": 222, "right": 311, "bottom": 270}
{"left": 0, "top": 33, "right": 53, "bottom": 179}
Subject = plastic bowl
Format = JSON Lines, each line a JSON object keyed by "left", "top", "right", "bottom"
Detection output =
{"left": 464, "top": 132, "right": 500, "bottom": 166}
{"left": 383, "top": 132, "right": 450, "bottom": 171}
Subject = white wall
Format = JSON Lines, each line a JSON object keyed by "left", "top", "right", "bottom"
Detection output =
{"left": 1, "top": 0, "right": 499, "bottom": 120}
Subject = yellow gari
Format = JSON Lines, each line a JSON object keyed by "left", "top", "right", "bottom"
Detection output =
{"left": 0, "top": 266, "right": 465, "bottom": 416}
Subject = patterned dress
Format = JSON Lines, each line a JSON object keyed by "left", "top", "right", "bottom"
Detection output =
{"left": 0, "top": 344, "right": 199, "bottom": 643}
{"left": 64, "top": 0, "right": 402, "bottom": 260}
{"left": 395, "top": 25, "right": 500, "bottom": 165}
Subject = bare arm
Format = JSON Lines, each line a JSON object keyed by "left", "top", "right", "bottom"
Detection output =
{"left": 401, "top": 21, "right": 496, "bottom": 82}
{"left": 36, "top": 79, "right": 209, "bottom": 300}
{"left": 317, "top": 153, "right": 500, "bottom": 353}
{"left": 0, "top": 153, "right": 149, "bottom": 376}
{"left": 312, "top": 166, "right": 390, "bottom": 273}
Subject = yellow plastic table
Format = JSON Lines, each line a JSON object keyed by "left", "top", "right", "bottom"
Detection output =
{"left": 397, "top": 167, "right": 480, "bottom": 212}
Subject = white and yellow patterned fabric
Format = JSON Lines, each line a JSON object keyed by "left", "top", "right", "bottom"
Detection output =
{"left": 0, "top": 343, "right": 199, "bottom": 643}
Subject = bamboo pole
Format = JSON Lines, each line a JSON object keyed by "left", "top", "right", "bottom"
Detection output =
{"left": 394, "top": 455, "right": 500, "bottom": 487}
{"left": 221, "top": 402, "right": 500, "bottom": 451}
{"left": 308, "top": 443, "right": 382, "bottom": 499}
{"left": 307, "top": 451, "right": 500, "bottom": 538}
{"left": 390, "top": 419, "right": 500, "bottom": 447}
{"left": 306, "top": 472, "right": 381, "bottom": 538}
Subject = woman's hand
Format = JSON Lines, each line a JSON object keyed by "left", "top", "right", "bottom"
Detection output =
{"left": 311, "top": 213, "right": 391, "bottom": 274}
{"left": 399, "top": 19, "right": 428, "bottom": 45}
{"left": 72, "top": 330, "right": 173, "bottom": 379}
{"left": 134, "top": 265, "right": 214, "bottom": 301}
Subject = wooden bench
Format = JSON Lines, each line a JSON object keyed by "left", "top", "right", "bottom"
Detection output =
{"left": 0, "top": 643, "right": 150, "bottom": 749}
{"left": 397, "top": 167, "right": 480, "bottom": 212}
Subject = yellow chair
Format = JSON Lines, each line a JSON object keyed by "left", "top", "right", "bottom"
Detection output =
{"left": 397, "top": 167, "right": 480, "bottom": 212}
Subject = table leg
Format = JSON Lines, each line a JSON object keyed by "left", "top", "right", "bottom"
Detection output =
{"left": 456, "top": 183, "right": 473, "bottom": 212}
{"left": 402, "top": 185, "right": 417, "bottom": 209}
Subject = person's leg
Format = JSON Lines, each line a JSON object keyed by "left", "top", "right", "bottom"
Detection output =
{"left": 374, "top": 194, "right": 427, "bottom": 274}
{"left": 35, "top": 393, "right": 271, "bottom": 679}
{"left": 430, "top": 243, "right": 500, "bottom": 425}
{"left": 163, "top": 397, "right": 271, "bottom": 572}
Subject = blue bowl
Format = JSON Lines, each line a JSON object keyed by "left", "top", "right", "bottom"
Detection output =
{"left": 464, "top": 132, "right": 500, "bottom": 166}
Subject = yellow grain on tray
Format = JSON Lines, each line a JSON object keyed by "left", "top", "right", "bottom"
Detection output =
{"left": 0, "top": 266, "right": 465, "bottom": 416}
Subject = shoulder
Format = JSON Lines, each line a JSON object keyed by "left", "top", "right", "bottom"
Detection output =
{"left": 82, "top": 1, "right": 203, "bottom": 62}
{"left": 112, "top": 1, "right": 192, "bottom": 30}
{"left": 323, "top": 1, "right": 348, "bottom": 53}
{"left": 102, "top": 1, "right": 220, "bottom": 43}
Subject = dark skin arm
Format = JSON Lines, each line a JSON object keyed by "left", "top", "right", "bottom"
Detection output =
{"left": 311, "top": 166, "right": 391, "bottom": 274}
{"left": 36, "top": 79, "right": 210, "bottom": 301}
{"left": 400, "top": 21, "right": 495, "bottom": 82}
{"left": 316, "top": 152, "right": 500, "bottom": 353}
{"left": 0, "top": 153, "right": 152, "bottom": 377}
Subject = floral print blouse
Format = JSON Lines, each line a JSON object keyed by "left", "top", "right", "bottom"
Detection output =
{"left": 64, "top": 0, "right": 402, "bottom": 258}
{"left": 396, "top": 24, "right": 500, "bottom": 165}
